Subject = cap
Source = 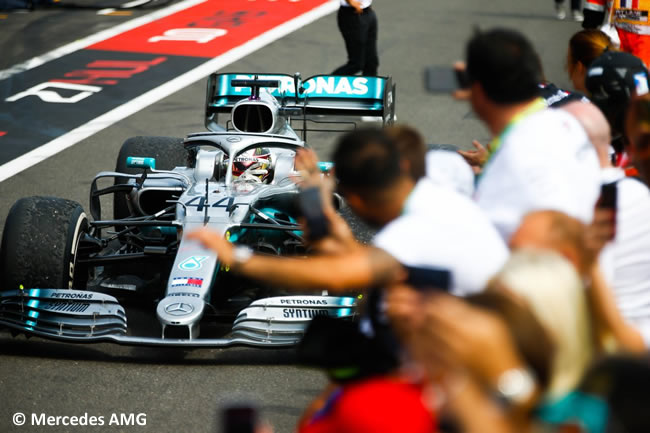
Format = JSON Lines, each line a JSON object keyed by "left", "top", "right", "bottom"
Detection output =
{"left": 586, "top": 51, "right": 649, "bottom": 102}
{"left": 585, "top": 51, "right": 649, "bottom": 134}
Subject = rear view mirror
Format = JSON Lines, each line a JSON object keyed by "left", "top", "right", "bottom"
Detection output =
{"left": 126, "top": 156, "right": 156, "bottom": 170}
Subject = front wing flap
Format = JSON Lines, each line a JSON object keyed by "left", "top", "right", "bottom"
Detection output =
{"left": 232, "top": 296, "right": 356, "bottom": 344}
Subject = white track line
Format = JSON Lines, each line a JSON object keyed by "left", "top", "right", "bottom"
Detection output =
{"left": 0, "top": 0, "right": 207, "bottom": 82}
{"left": 0, "top": 1, "right": 338, "bottom": 183}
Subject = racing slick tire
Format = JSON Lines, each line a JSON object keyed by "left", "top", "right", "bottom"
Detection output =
{"left": 113, "top": 136, "right": 188, "bottom": 220}
{"left": 0, "top": 196, "right": 89, "bottom": 290}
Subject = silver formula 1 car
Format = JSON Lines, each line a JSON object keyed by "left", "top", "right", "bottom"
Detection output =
{"left": 0, "top": 72, "right": 396, "bottom": 348}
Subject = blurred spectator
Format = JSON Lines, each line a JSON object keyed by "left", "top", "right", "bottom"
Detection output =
{"left": 189, "top": 128, "right": 507, "bottom": 297}
{"left": 585, "top": 50, "right": 649, "bottom": 154}
{"left": 386, "top": 125, "right": 427, "bottom": 180}
{"left": 583, "top": 0, "right": 650, "bottom": 67}
{"left": 457, "top": 49, "right": 589, "bottom": 178}
{"left": 562, "top": 101, "right": 613, "bottom": 167}
{"left": 488, "top": 250, "right": 612, "bottom": 433}
{"left": 567, "top": 29, "right": 617, "bottom": 94}
{"left": 510, "top": 208, "right": 647, "bottom": 353}
{"left": 425, "top": 150, "right": 475, "bottom": 197}
{"left": 465, "top": 290, "right": 555, "bottom": 394}
{"left": 463, "top": 28, "right": 600, "bottom": 241}
{"left": 386, "top": 285, "right": 554, "bottom": 433}
{"left": 625, "top": 94, "right": 650, "bottom": 184}
{"left": 510, "top": 210, "right": 592, "bottom": 275}
{"left": 535, "top": 54, "right": 590, "bottom": 107}
{"left": 387, "top": 125, "right": 475, "bottom": 196}
{"left": 387, "top": 249, "right": 615, "bottom": 432}
{"left": 489, "top": 250, "right": 595, "bottom": 401}
{"left": 297, "top": 376, "right": 436, "bottom": 433}
{"left": 563, "top": 100, "right": 650, "bottom": 351}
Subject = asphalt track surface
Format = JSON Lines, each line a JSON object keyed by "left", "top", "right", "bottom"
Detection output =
{"left": 0, "top": 1, "right": 583, "bottom": 432}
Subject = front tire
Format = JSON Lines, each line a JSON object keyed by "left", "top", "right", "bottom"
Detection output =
{"left": 0, "top": 196, "right": 88, "bottom": 290}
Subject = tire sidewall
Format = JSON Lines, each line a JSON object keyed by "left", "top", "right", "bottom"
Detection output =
{"left": 0, "top": 197, "right": 89, "bottom": 290}
{"left": 66, "top": 210, "right": 88, "bottom": 289}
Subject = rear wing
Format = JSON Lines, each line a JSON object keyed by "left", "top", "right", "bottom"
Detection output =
{"left": 204, "top": 72, "right": 396, "bottom": 133}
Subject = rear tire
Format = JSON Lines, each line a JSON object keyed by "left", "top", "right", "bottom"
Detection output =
{"left": 0, "top": 196, "right": 88, "bottom": 290}
{"left": 113, "top": 136, "right": 187, "bottom": 220}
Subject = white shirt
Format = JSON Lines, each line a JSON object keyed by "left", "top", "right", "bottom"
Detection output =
{"left": 340, "top": 0, "right": 372, "bottom": 8}
{"left": 598, "top": 167, "right": 650, "bottom": 347}
{"left": 475, "top": 107, "right": 601, "bottom": 241}
{"left": 426, "top": 150, "right": 475, "bottom": 197}
{"left": 373, "top": 179, "right": 509, "bottom": 296}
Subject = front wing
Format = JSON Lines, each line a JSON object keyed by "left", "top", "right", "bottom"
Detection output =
{"left": 0, "top": 289, "right": 356, "bottom": 348}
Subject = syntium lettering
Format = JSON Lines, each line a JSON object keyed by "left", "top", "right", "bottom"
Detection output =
{"left": 282, "top": 309, "right": 329, "bottom": 319}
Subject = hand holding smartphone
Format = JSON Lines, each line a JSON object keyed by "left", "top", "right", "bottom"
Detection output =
{"left": 424, "top": 64, "right": 470, "bottom": 94}
{"left": 403, "top": 265, "right": 452, "bottom": 292}
{"left": 298, "top": 186, "right": 329, "bottom": 241}
{"left": 596, "top": 182, "right": 618, "bottom": 241}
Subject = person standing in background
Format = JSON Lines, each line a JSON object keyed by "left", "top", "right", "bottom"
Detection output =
{"left": 332, "top": 0, "right": 379, "bottom": 76}
{"left": 556, "top": 0, "right": 584, "bottom": 21}
{"left": 583, "top": 0, "right": 650, "bottom": 67}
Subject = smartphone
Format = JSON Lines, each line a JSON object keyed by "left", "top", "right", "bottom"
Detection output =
{"left": 597, "top": 182, "right": 618, "bottom": 239}
{"left": 298, "top": 186, "right": 329, "bottom": 241}
{"left": 403, "top": 265, "right": 452, "bottom": 292}
{"left": 222, "top": 405, "right": 257, "bottom": 433}
{"left": 424, "top": 66, "right": 470, "bottom": 93}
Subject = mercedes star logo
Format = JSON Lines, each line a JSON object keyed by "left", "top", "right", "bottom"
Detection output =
{"left": 165, "top": 302, "right": 194, "bottom": 316}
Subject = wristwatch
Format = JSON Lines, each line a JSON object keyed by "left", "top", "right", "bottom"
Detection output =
{"left": 495, "top": 368, "right": 537, "bottom": 407}
{"left": 231, "top": 245, "right": 253, "bottom": 270}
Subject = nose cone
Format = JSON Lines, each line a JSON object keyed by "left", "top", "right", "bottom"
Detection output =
{"left": 156, "top": 296, "right": 205, "bottom": 327}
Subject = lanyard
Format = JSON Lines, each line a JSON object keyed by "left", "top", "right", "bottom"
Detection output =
{"left": 475, "top": 98, "right": 546, "bottom": 186}
{"left": 484, "top": 98, "right": 547, "bottom": 164}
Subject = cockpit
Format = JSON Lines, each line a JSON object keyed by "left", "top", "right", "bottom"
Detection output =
{"left": 184, "top": 133, "right": 302, "bottom": 187}
{"left": 231, "top": 147, "right": 273, "bottom": 183}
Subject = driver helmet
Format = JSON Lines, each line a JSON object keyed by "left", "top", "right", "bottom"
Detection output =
{"left": 232, "top": 147, "right": 272, "bottom": 182}
{"left": 586, "top": 51, "right": 649, "bottom": 148}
